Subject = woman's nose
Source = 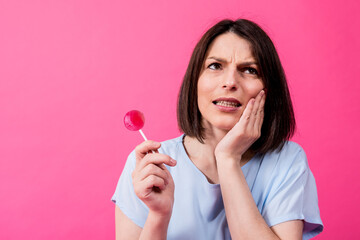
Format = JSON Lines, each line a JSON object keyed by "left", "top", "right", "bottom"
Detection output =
{"left": 222, "top": 69, "right": 238, "bottom": 90}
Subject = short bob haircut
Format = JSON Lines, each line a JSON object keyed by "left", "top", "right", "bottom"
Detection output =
{"left": 177, "top": 19, "right": 295, "bottom": 154}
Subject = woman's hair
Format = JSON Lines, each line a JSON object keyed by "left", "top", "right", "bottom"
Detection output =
{"left": 177, "top": 19, "right": 295, "bottom": 154}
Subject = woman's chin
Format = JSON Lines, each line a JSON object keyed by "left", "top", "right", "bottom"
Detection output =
{"left": 202, "top": 118, "right": 239, "bottom": 133}
{"left": 209, "top": 122, "right": 238, "bottom": 132}
{"left": 218, "top": 125, "right": 236, "bottom": 131}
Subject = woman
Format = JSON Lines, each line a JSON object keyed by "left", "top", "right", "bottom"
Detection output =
{"left": 112, "top": 19, "right": 323, "bottom": 239}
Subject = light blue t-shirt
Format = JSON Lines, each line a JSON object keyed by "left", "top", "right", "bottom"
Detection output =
{"left": 112, "top": 135, "right": 323, "bottom": 239}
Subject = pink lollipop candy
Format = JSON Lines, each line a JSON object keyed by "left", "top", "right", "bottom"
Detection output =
{"left": 124, "top": 110, "right": 149, "bottom": 141}
{"left": 124, "top": 110, "right": 144, "bottom": 131}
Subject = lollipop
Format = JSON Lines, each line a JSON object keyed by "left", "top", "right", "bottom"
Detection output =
{"left": 124, "top": 110, "right": 149, "bottom": 141}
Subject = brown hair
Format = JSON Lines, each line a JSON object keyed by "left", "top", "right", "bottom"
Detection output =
{"left": 177, "top": 19, "right": 295, "bottom": 154}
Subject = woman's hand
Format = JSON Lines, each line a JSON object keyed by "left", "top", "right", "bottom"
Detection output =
{"left": 132, "top": 140, "right": 177, "bottom": 219}
{"left": 215, "top": 90, "right": 266, "bottom": 163}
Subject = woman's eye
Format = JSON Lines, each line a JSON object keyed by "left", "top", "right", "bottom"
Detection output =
{"left": 208, "top": 63, "right": 222, "bottom": 70}
{"left": 243, "top": 67, "right": 258, "bottom": 75}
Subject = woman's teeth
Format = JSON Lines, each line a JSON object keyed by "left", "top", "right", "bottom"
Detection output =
{"left": 215, "top": 101, "right": 240, "bottom": 107}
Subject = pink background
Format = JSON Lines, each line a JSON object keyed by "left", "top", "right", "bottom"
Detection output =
{"left": 1, "top": 0, "right": 359, "bottom": 239}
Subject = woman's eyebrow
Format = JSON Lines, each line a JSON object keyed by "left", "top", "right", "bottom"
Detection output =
{"left": 207, "top": 56, "right": 258, "bottom": 66}
{"left": 207, "top": 56, "right": 227, "bottom": 62}
{"left": 238, "top": 62, "right": 258, "bottom": 67}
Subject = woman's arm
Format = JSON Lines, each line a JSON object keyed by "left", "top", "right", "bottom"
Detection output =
{"left": 217, "top": 159, "right": 303, "bottom": 240}
{"left": 115, "top": 206, "right": 141, "bottom": 240}
{"left": 114, "top": 140, "right": 176, "bottom": 240}
{"left": 215, "top": 90, "right": 303, "bottom": 239}
{"left": 115, "top": 206, "right": 171, "bottom": 240}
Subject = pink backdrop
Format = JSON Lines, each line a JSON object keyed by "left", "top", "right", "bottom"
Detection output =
{"left": 1, "top": 0, "right": 359, "bottom": 239}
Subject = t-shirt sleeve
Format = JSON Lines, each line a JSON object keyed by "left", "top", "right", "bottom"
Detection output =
{"left": 261, "top": 145, "right": 323, "bottom": 240}
{"left": 111, "top": 150, "right": 148, "bottom": 228}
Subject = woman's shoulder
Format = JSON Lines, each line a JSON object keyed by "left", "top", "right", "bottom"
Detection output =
{"left": 262, "top": 140, "right": 309, "bottom": 174}
{"left": 256, "top": 141, "right": 323, "bottom": 235}
{"left": 254, "top": 141, "right": 313, "bottom": 209}
{"left": 270, "top": 140, "right": 305, "bottom": 155}
{"left": 158, "top": 134, "right": 185, "bottom": 153}
{"left": 266, "top": 140, "right": 307, "bottom": 159}
{"left": 160, "top": 134, "right": 184, "bottom": 146}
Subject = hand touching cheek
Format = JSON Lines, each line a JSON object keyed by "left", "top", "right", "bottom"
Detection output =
{"left": 214, "top": 90, "right": 266, "bottom": 163}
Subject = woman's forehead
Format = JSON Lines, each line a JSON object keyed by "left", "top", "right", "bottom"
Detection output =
{"left": 205, "top": 33, "right": 256, "bottom": 63}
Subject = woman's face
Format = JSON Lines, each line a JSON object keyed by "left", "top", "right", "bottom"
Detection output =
{"left": 197, "top": 32, "right": 265, "bottom": 132}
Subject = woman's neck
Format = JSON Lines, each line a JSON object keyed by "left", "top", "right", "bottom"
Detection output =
{"left": 184, "top": 126, "right": 226, "bottom": 161}
{"left": 183, "top": 126, "right": 255, "bottom": 184}
{"left": 182, "top": 127, "right": 232, "bottom": 184}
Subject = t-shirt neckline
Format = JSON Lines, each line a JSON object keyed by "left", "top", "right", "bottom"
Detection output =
{"left": 177, "top": 134, "right": 254, "bottom": 187}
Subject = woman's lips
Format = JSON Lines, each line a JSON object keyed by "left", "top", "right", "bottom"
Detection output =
{"left": 212, "top": 98, "right": 241, "bottom": 112}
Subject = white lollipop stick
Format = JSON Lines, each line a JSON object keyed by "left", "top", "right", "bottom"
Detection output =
{"left": 139, "top": 129, "right": 148, "bottom": 141}
{"left": 138, "top": 129, "right": 155, "bottom": 154}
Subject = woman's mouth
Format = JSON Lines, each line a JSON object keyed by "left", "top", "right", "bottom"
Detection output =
{"left": 213, "top": 100, "right": 241, "bottom": 108}
{"left": 212, "top": 98, "right": 241, "bottom": 112}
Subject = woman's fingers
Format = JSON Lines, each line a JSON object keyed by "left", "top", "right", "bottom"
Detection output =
{"left": 135, "top": 175, "right": 167, "bottom": 199}
{"left": 133, "top": 153, "right": 176, "bottom": 199}
{"left": 138, "top": 153, "right": 176, "bottom": 170}
{"left": 135, "top": 140, "right": 161, "bottom": 161}
{"left": 161, "top": 165, "right": 174, "bottom": 185}
{"left": 131, "top": 140, "right": 176, "bottom": 216}
{"left": 145, "top": 175, "right": 166, "bottom": 191}
{"left": 137, "top": 163, "right": 169, "bottom": 185}
{"left": 234, "top": 89, "right": 265, "bottom": 142}
{"left": 133, "top": 142, "right": 176, "bottom": 194}
{"left": 254, "top": 90, "right": 266, "bottom": 132}
{"left": 248, "top": 90, "right": 264, "bottom": 128}
{"left": 133, "top": 140, "right": 176, "bottom": 185}
{"left": 239, "top": 98, "right": 255, "bottom": 127}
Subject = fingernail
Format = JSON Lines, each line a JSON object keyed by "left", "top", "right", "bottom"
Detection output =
{"left": 260, "top": 90, "right": 265, "bottom": 96}
{"left": 170, "top": 158, "right": 177, "bottom": 165}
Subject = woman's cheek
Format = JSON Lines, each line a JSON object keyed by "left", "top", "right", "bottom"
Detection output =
{"left": 245, "top": 83, "right": 264, "bottom": 98}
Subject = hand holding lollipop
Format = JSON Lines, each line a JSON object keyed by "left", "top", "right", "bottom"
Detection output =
{"left": 123, "top": 110, "right": 176, "bottom": 217}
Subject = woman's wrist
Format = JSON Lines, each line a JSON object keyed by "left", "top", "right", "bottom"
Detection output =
{"left": 147, "top": 210, "right": 172, "bottom": 225}
{"left": 140, "top": 211, "right": 172, "bottom": 240}
{"left": 215, "top": 154, "right": 242, "bottom": 169}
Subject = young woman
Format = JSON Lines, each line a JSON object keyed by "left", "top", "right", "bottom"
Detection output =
{"left": 112, "top": 19, "right": 323, "bottom": 240}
